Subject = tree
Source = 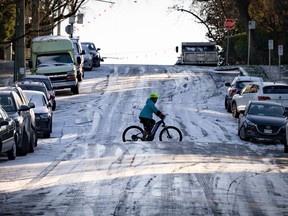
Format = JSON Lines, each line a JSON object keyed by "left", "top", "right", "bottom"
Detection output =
{"left": 171, "top": 0, "right": 288, "bottom": 65}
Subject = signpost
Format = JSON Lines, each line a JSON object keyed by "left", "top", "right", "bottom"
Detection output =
{"left": 278, "top": 45, "right": 283, "bottom": 80}
{"left": 224, "top": 19, "right": 235, "bottom": 65}
{"left": 247, "top": 20, "right": 256, "bottom": 66}
{"left": 268, "top": 40, "right": 273, "bottom": 80}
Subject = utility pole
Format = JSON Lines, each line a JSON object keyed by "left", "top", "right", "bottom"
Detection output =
{"left": 14, "top": 0, "right": 26, "bottom": 82}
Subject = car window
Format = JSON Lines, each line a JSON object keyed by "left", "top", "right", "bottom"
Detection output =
{"left": 0, "top": 109, "right": 4, "bottom": 121}
{"left": 0, "top": 95, "right": 17, "bottom": 112}
{"left": 263, "top": 85, "right": 288, "bottom": 94}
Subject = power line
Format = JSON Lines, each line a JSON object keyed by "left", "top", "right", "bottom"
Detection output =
{"left": 94, "top": 0, "right": 115, "bottom": 4}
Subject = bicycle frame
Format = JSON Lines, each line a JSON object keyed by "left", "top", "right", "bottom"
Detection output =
{"left": 147, "top": 119, "right": 165, "bottom": 141}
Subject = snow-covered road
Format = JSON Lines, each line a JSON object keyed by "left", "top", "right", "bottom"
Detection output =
{"left": 1, "top": 64, "right": 288, "bottom": 215}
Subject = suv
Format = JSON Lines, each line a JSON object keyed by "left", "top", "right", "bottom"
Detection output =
{"left": 70, "top": 37, "right": 85, "bottom": 81}
{"left": 16, "top": 81, "right": 56, "bottom": 111}
{"left": 22, "top": 75, "right": 56, "bottom": 110}
{"left": 81, "top": 42, "right": 102, "bottom": 67}
{"left": 231, "top": 81, "right": 288, "bottom": 118}
{"left": 0, "top": 91, "right": 36, "bottom": 156}
{"left": 225, "top": 76, "right": 263, "bottom": 112}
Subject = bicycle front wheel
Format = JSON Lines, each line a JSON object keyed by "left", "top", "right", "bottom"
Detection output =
{"left": 122, "top": 126, "right": 144, "bottom": 142}
{"left": 159, "top": 126, "right": 182, "bottom": 142}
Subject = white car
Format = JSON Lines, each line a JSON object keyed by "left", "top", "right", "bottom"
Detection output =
{"left": 224, "top": 75, "right": 263, "bottom": 112}
{"left": 231, "top": 81, "right": 288, "bottom": 118}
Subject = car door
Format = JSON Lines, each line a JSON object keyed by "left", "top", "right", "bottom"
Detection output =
{"left": 0, "top": 109, "right": 14, "bottom": 152}
{"left": 237, "top": 84, "right": 259, "bottom": 111}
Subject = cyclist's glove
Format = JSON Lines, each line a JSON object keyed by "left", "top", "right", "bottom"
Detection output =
{"left": 159, "top": 113, "right": 166, "bottom": 119}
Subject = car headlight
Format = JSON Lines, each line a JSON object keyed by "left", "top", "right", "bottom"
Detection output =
{"left": 245, "top": 119, "right": 257, "bottom": 127}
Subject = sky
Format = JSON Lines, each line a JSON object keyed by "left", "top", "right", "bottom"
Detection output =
{"left": 60, "top": 0, "right": 208, "bottom": 64}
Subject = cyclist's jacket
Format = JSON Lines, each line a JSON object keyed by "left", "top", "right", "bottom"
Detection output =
{"left": 139, "top": 98, "right": 161, "bottom": 119}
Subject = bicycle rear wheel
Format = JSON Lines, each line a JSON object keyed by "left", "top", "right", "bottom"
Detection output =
{"left": 122, "top": 126, "right": 144, "bottom": 142}
{"left": 159, "top": 126, "right": 182, "bottom": 141}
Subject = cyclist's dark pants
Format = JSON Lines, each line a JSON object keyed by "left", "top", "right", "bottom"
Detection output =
{"left": 139, "top": 117, "right": 155, "bottom": 134}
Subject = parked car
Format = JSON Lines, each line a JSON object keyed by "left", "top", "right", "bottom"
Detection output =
{"left": 16, "top": 81, "right": 56, "bottom": 111}
{"left": 24, "top": 90, "right": 53, "bottom": 138}
{"left": 70, "top": 37, "right": 85, "bottom": 81}
{"left": 224, "top": 75, "right": 263, "bottom": 112}
{"left": 238, "top": 100, "right": 288, "bottom": 152}
{"left": 0, "top": 107, "right": 17, "bottom": 160}
{"left": 22, "top": 75, "right": 56, "bottom": 110}
{"left": 0, "top": 85, "right": 37, "bottom": 150}
{"left": 81, "top": 43, "right": 94, "bottom": 71}
{"left": 81, "top": 42, "right": 102, "bottom": 67}
{"left": 0, "top": 91, "right": 36, "bottom": 156}
{"left": 231, "top": 82, "right": 288, "bottom": 118}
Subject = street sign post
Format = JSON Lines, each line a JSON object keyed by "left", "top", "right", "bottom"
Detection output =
{"left": 278, "top": 45, "right": 283, "bottom": 80}
{"left": 224, "top": 19, "right": 235, "bottom": 65}
{"left": 224, "top": 19, "right": 235, "bottom": 30}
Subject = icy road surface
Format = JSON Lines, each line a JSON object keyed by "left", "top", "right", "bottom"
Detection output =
{"left": 1, "top": 64, "right": 288, "bottom": 215}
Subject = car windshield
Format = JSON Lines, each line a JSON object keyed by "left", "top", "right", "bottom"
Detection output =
{"left": 82, "top": 43, "right": 96, "bottom": 51}
{"left": 36, "top": 53, "right": 73, "bottom": 66}
{"left": 26, "top": 93, "right": 46, "bottom": 107}
{"left": 19, "top": 85, "right": 46, "bottom": 95}
{"left": 0, "top": 96, "right": 16, "bottom": 113}
{"left": 248, "top": 104, "right": 284, "bottom": 117}
{"left": 23, "top": 78, "right": 53, "bottom": 91}
{"left": 236, "top": 81, "right": 252, "bottom": 89}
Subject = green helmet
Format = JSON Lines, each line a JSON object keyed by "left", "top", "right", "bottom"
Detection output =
{"left": 150, "top": 93, "right": 158, "bottom": 99}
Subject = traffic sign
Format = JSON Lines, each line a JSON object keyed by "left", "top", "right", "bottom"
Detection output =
{"left": 278, "top": 45, "right": 283, "bottom": 56}
{"left": 268, "top": 40, "right": 274, "bottom": 50}
{"left": 224, "top": 19, "right": 235, "bottom": 30}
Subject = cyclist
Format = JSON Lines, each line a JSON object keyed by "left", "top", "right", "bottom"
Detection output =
{"left": 139, "top": 93, "right": 165, "bottom": 141}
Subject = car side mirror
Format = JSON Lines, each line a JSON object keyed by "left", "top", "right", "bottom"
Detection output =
{"left": 28, "top": 102, "right": 35, "bottom": 109}
{"left": 19, "top": 104, "right": 30, "bottom": 112}
{"left": 77, "top": 56, "right": 81, "bottom": 64}
{"left": 176, "top": 46, "right": 179, "bottom": 53}
{"left": 283, "top": 111, "right": 288, "bottom": 117}
{"left": 225, "top": 82, "right": 231, "bottom": 87}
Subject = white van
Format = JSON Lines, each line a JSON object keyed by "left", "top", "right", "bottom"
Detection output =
{"left": 28, "top": 35, "right": 80, "bottom": 94}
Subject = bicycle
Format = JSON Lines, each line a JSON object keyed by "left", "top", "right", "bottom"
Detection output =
{"left": 122, "top": 117, "right": 183, "bottom": 142}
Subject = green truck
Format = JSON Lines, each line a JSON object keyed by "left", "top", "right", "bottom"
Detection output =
{"left": 28, "top": 35, "right": 81, "bottom": 94}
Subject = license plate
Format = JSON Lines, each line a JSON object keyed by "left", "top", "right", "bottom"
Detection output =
{"left": 264, "top": 129, "right": 272, "bottom": 134}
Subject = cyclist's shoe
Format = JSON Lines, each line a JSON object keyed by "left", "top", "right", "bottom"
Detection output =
{"left": 141, "top": 131, "right": 148, "bottom": 141}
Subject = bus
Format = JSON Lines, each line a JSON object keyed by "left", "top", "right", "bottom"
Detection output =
{"left": 176, "top": 42, "right": 220, "bottom": 66}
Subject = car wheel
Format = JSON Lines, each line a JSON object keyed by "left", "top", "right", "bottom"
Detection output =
{"left": 29, "top": 126, "right": 38, "bottom": 152}
{"left": 7, "top": 141, "right": 16, "bottom": 160}
{"left": 231, "top": 102, "right": 239, "bottom": 118}
{"left": 52, "top": 100, "right": 56, "bottom": 111}
{"left": 43, "top": 131, "right": 51, "bottom": 138}
{"left": 71, "top": 84, "right": 79, "bottom": 94}
{"left": 17, "top": 131, "right": 29, "bottom": 156}
{"left": 239, "top": 126, "right": 249, "bottom": 141}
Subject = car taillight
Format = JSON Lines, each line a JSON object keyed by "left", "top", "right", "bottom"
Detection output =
{"left": 258, "top": 96, "right": 271, "bottom": 100}
{"left": 229, "top": 88, "right": 237, "bottom": 94}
